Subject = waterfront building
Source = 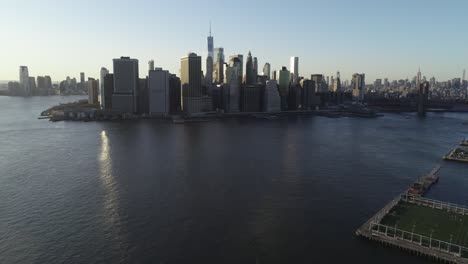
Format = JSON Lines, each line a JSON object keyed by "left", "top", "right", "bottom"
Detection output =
{"left": 352, "top": 73, "right": 366, "bottom": 102}
{"left": 240, "top": 84, "right": 263, "bottom": 112}
{"left": 181, "top": 53, "right": 211, "bottom": 114}
{"left": 213, "top": 47, "right": 224, "bottom": 83}
{"left": 19, "top": 66, "right": 30, "bottom": 96}
{"left": 112, "top": 56, "right": 139, "bottom": 113}
{"left": 278, "top": 67, "right": 290, "bottom": 110}
{"left": 263, "top": 80, "right": 281, "bottom": 112}
{"left": 87, "top": 78, "right": 99, "bottom": 105}
{"left": 245, "top": 51, "right": 256, "bottom": 85}
{"left": 290, "top": 57, "right": 299, "bottom": 84}
{"left": 263, "top": 63, "right": 271, "bottom": 80}
{"left": 149, "top": 68, "right": 170, "bottom": 116}
{"left": 103, "top": 74, "right": 114, "bottom": 110}
{"left": 99, "top": 67, "right": 109, "bottom": 109}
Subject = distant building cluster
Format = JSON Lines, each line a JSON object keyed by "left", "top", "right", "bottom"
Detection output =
{"left": 8, "top": 66, "right": 56, "bottom": 96}
{"left": 7, "top": 26, "right": 467, "bottom": 116}
{"left": 366, "top": 68, "right": 468, "bottom": 101}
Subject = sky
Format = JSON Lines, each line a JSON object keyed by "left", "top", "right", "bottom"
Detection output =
{"left": 0, "top": 0, "right": 467, "bottom": 83}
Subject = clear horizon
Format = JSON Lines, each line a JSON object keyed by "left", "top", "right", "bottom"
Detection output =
{"left": 1, "top": 0, "right": 467, "bottom": 83}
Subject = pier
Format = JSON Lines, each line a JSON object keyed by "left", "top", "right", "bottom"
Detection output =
{"left": 444, "top": 148, "right": 468, "bottom": 163}
{"left": 356, "top": 166, "right": 468, "bottom": 263}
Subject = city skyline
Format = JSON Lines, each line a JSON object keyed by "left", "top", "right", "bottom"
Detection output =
{"left": 1, "top": 0, "right": 467, "bottom": 82}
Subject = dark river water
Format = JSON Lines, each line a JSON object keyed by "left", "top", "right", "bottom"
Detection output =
{"left": 0, "top": 96, "right": 467, "bottom": 264}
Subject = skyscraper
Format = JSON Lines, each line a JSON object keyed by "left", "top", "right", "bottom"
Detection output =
{"left": 149, "top": 68, "right": 170, "bottom": 116}
{"left": 213, "top": 47, "right": 225, "bottom": 83}
{"left": 19, "top": 66, "right": 30, "bottom": 96}
{"left": 290, "top": 57, "right": 299, "bottom": 84}
{"left": 112, "top": 57, "right": 139, "bottom": 113}
{"left": 245, "top": 51, "right": 256, "bottom": 85}
{"left": 87, "top": 78, "right": 99, "bottom": 105}
{"left": 416, "top": 68, "right": 422, "bottom": 90}
{"left": 99, "top": 67, "right": 109, "bottom": 109}
{"left": 181, "top": 53, "right": 209, "bottom": 114}
{"left": 206, "top": 55, "right": 213, "bottom": 85}
{"left": 28, "top": 77, "right": 36, "bottom": 95}
{"left": 253, "top": 57, "right": 258, "bottom": 79}
{"left": 205, "top": 24, "right": 214, "bottom": 85}
{"left": 311, "top": 74, "right": 324, "bottom": 93}
{"left": 148, "top": 60, "right": 155, "bottom": 72}
{"left": 263, "top": 63, "right": 271, "bottom": 80}
{"left": 352, "top": 73, "right": 366, "bottom": 102}
{"left": 225, "top": 58, "right": 242, "bottom": 113}
{"left": 229, "top": 54, "right": 244, "bottom": 83}
{"left": 278, "top": 66, "right": 290, "bottom": 110}
{"left": 103, "top": 74, "right": 114, "bottom": 110}
{"left": 80, "top": 72, "right": 85, "bottom": 92}
{"left": 264, "top": 80, "right": 281, "bottom": 112}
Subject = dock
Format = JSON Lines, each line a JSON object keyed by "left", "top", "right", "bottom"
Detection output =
{"left": 444, "top": 148, "right": 468, "bottom": 163}
{"left": 356, "top": 166, "right": 468, "bottom": 263}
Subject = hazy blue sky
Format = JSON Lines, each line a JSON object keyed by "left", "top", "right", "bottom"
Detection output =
{"left": 1, "top": 0, "right": 467, "bottom": 82}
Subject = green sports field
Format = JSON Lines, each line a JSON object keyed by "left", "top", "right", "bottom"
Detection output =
{"left": 380, "top": 201, "right": 468, "bottom": 248}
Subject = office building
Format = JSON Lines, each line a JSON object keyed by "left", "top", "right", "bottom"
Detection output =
{"left": 352, "top": 73, "right": 366, "bottom": 102}
{"left": 311, "top": 74, "right": 324, "bottom": 93}
{"left": 149, "top": 68, "right": 170, "bottom": 116}
{"left": 205, "top": 25, "right": 214, "bottom": 85}
{"left": 181, "top": 53, "right": 211, "bottom": 114}
{"left": 169, "top": 74, "right": 181, "bottom": 114}
{"left": 213, "top": 47, "right": 224, "bottom": 83}
{"left": 290, "top": 57, "right": 299, "bottom": 84}
{"left": 80, "top": 72, "right": 86, "bottom": 92}
{"left": 19, "top": 66, "right": 30, "bottom": 95}
{"left": 229, "top": 54, "right": 244, "bottom": 83}
{"left": 87, "top": 78, "right": 99, "bottom": 105}
{"left": 253, "top": 57, "right": 258, "bottom": 78}
{"left": 112, "top": 56, "right": 139, "bottom": 113}
{"left": 263, "top": 80, "right": 281, "bottom": 112}
{"left": 301, "top": 79, "right": 316, "bottom": 110}
{"left": 278, "top": 66, "right": 290, "bottom": 110}
{"left": 28, "top": 77, "right": 36, "bottom": 95}
{"left": 139, "top": 78, "right": 149, "bottom": 114}
{"left": 245, "top": 51, "right": 256, "bottom": 85}
{"left": 225, "top": 62, "right": 241, "bottom": 112}
{"left": 103, "top": 73, "right": 114, "bottom": 110}
{"left": 263, "top": 63, "right": 271, "bottom": 80}
{"left": 148, "top": 60, "right": 155, "bottom": 72}
{"left": 100, "top": 67, "right": 109, "bottom": 109}
{"left": 240, "top": 85, "right": 262, "bottom": 112}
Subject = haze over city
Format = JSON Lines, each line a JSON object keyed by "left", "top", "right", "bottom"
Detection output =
{"left": 1, "top": 0, "right": 467, "bottom": 82}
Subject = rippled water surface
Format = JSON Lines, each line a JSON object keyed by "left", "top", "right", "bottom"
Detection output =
{"left": 0, "top": 96, "right": 467, "bottom": 263}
